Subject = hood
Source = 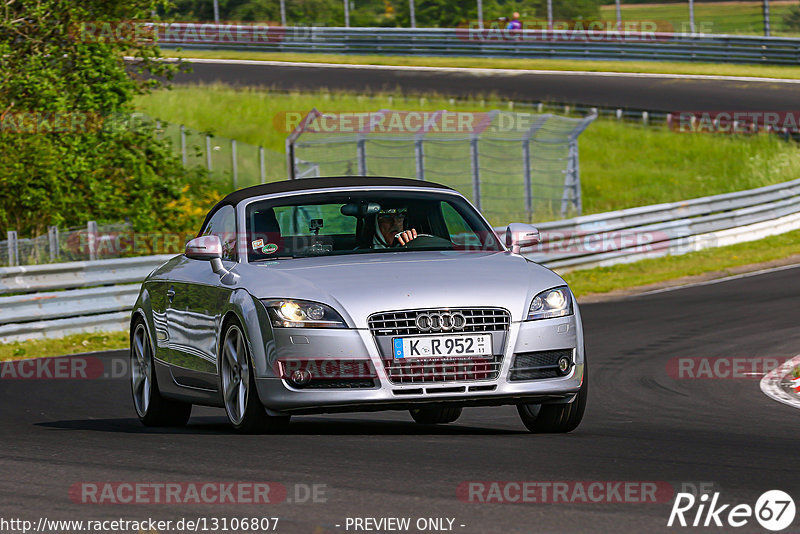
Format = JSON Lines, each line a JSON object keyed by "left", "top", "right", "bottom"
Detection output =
{"left": 236, "top": 251, "right": 566, "bottom": 327}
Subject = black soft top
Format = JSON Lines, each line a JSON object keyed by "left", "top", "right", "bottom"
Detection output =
{"left": 199, "top": 176, "right": 454, "bottom": 233}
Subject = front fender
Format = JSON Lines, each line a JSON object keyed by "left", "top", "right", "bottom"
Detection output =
{"left": 217, "top": 289, "right": 276, "bottom": 380}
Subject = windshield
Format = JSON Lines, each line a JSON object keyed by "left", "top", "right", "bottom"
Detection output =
{"left": 244, "top": 190, "right": 502, "bottom": 261}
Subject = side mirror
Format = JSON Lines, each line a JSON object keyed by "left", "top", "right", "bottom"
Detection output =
{"left": 185, "top": 235, "right": 222, "bottom": 260}
{"left": 505, "top": 223, "right": 540, "bottom": 254}
{"left": 185, "top": 234, "right": 237, "bottom": 283}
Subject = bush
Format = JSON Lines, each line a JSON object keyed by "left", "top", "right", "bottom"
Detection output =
{"left": 0, "top": 0, "right": 217, "bottom": 238}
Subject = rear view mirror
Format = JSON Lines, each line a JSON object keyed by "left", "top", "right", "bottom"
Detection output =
{"left": 341, "top": 202, "right": 381, "bottom": 217}
{"left": 505, "top": 223, "right": 540, "bottom": 254}
{"left": 185, "top": 235, "right": 223, "bottom": 260}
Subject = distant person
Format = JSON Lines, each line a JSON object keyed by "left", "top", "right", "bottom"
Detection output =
{"left": 507, "top": 12, "right": 522, "bottom": 30}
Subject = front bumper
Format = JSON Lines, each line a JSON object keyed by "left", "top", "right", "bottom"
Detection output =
{"left": 254, "top": 316, "right": 584, "bottom": 415}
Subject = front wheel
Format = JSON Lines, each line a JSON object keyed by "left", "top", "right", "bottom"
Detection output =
{"left": 219, "top": 321, "right": 290, "bottom": 434}
{"left": 410, "top": 406, "right": 462, "bottom": 424}
{"left": 130, "top": 319, "right": 192, "bottom": 427}
{"left": 517, "top": 364, "right": 587, "bottom": 433}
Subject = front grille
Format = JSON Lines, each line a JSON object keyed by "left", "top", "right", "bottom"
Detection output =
{"left": 383, "top": 355, "right": 503, "bottom": 384}
{"left": 509, "top": 349, "right": 573, "bottom": 381}
{"left": 368, "top": 308, "right": 510, "bottom": 336}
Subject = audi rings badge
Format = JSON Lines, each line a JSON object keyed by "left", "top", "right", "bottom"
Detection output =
{"left": 415, "top": 312, "right": 467, "bottom": 332}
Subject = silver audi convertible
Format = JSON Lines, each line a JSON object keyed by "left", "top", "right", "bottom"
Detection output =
{"left": 130, "top": 177, "right": 587, "bottom": 433}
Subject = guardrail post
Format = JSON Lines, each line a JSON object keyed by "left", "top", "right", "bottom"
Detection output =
{"left": 206, "top": 135, "right": 212, "bottom": 171}
{"left": 414, "top": 138, "right": 425, "bottom": 181}
{"left": 87, "top": 221, "right": 98, "bottom": 261}
{"left": 48, "top": 226, "right": 59, "bottom": 262}
{"left": 470, "top": 136, "right": 481, "bottom": 212}
{"left": 7, "top": 231, "right": 18, "bottom": 267}
{"left": 180, "top": 125, "right": 187, "bottom": 167}
{"left": 231, "top": 139, "right": 238, "bottom": 189}
{"left": 642, "top": 111, "right": 649, "bottom": 126}
{"left": 259, "top": 146, "right": 266, "bottom": 184}
{"left": 522, "top": 139, "right": 533, "bottom": 222}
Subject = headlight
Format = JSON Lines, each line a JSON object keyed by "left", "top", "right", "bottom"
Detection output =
{"left": 526, "top": 286, "right": 573, "bottom": 320}
{"left": 261, "top": 299, "right": 347, "bottom": 328}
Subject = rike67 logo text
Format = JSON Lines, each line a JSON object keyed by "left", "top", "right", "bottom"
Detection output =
{"left": 668, "top": 490, "right": 795, "bottom": 531}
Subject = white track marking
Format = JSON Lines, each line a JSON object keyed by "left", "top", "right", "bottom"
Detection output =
{"left": 630, "top": 262, "right": 800, "bottom": 298}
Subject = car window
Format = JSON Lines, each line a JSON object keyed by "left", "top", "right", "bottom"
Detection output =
{"left": 245, "top": 190, "right": 501, "bottom": 261}
{"left": 201, "top": 205, "right": 237, "bottom": 261}
{"left": 442, "top": 202, "right": 483, "bottom": 249}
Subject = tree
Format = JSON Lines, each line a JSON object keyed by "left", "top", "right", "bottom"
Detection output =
{"left": 0, "top": 0, "right": 216, "bottom": 238}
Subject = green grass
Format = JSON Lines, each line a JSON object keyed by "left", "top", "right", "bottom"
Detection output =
{"left": 133, "top": 85, "right": 800, "bottom": 222}
{"left": 564, "top": 228, "right": 800, "bottom": 296}
{"left": 169, "top": 49, "right": 800, "bottom": 80}
{"left": 0, "top": 331, "right": 128, "bottom": 361}
{"left": 599, "top": 1, "right": 797, "bottom": 36}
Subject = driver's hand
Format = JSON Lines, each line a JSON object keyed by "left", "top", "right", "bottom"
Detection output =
{"left": 396, "top": 228, "right": 418, "bottom": 246}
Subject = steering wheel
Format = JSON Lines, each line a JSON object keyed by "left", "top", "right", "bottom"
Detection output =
{"left": 402, "top": 233, "right": 454, "bottom": 249}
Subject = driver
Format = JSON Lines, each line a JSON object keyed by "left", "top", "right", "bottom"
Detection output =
{"left": 373, "top": 207, "right": 418, "bottom": 248}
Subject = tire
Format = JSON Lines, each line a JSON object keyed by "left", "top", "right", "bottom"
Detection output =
{"left": 517, "top": 363, "right": 587, "bottom": 433}
{"left": 409, "top": 406, "right": 463, "bottom": 424}
{"left": 130, "top": 319, "right": 192, "bottom": 427}
{"left": 219, "top": 320, "right": 290, "bottom": 434}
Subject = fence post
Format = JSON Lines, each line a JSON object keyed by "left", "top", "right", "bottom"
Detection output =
{"left": 469, "top": 137, "right": 481, "bottom": 212}
{"left": 259, "top": 146, "right": 266, "bottom": 184}
{"left": 87, "top": 221, "right": 98, "bottom": 261}
{"left": 180, "top": 125, "right": 187, "bottom": 167}
{"left": 231, "top": 139, "right": 238, "bottom": 189}
{"left": 48, "top": 226, "right": 59, "bottom": 262}
{"left": 522, "top": 139, "right": 533, "bottom": 222}
{"left": 414, "top": 138, "right": 425, "bottom": 181}
{"left": 206, "top": 135, "right": 212, "bottom": 171}
{"left": 286, "top": 137, "right": 296, "bottom": 180}
{"left": 7, "top": 230, "right": 18, "bottom": 267}
{"left": 357, "top": 137, "right": 367, "bottom": 176}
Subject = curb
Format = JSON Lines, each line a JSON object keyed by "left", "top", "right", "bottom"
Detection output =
{"left": 760, "top": 354, "right": 800, "bottom": 410}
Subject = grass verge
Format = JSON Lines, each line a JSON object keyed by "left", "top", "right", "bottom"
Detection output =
{"left": 167, "top": 49, "right": 800, "bottom": 80}
{"left": 134, "top": 85, "right": 800, "bottom": 220}
{"left": 0, "top": 331, "right": 128, "bottom": 362}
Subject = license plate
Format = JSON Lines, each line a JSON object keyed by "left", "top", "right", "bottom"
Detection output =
{"left": 392, "top": 334, "right": 492, "bottom": 359}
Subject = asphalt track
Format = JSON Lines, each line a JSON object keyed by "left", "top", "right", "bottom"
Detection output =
{"left": 2, "top": 265, "right": 799, "bottom": 533}
{"left": 172, "top": 59, "right": 800, "bottom": 112}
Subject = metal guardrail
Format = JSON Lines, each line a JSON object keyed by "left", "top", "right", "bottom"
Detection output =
{"left": 158, "top": 25, "right": 800, "bottom": 65}
{"left": 1, "top": 178, "right": 798, "bottom": 342}
{"left": 515, "top": 178, "right": 800, "bottom": 270}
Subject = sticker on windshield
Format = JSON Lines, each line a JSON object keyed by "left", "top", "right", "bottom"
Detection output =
{"left": 251, "top": 239, "right": 264, "bottom": 249}
{"left": 262, "top": 243, "right": 278, "bottom": 254}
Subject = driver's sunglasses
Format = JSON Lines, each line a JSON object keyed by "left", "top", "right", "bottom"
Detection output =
{"left": 378, "top": 213, "right": 406, "bottom": 221}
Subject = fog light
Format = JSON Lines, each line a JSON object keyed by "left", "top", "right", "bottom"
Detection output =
{"left": 289, "top": 369, "right": 312, "bottom": 387}
{"left": 557, "top": 356, "right": 572, "bottom": 375}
